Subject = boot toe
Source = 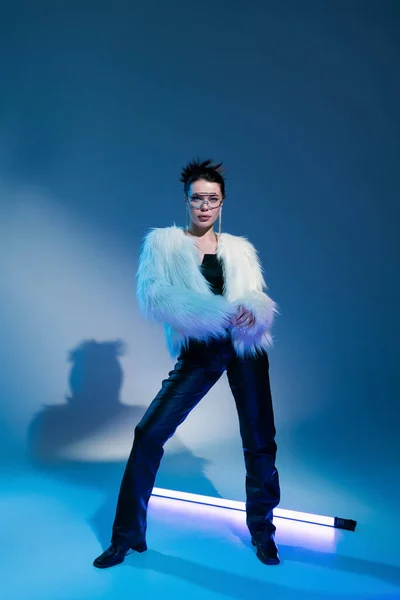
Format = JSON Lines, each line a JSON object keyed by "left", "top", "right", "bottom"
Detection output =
{"left": 251, "top": 534, "right": 280, "bottom": 565}
{"left": 93, "top": 545, "right": 129, "bottom": 569}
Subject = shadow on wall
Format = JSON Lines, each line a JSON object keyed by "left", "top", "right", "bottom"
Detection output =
{"left": 26, "top": 339, "right": 221, "bottom": 549}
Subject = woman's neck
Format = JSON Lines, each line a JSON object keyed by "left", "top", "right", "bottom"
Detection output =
{"left": 185, "top": 225, "right": 219, "bottom": 255}
{"left": 186, "top": 224, "right": 216, "bottom": 243}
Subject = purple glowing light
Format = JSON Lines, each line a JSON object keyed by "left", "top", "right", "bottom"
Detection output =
{"left": 152, "top": 487, "right": 335, "bottom": 527}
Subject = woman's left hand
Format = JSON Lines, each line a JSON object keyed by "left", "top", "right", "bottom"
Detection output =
{"left": 231, "top": 305, "right": 256, "bottom": 328}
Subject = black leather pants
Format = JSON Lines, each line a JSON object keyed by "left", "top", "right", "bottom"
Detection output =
{"left": 111, "top": 335, "right": 280, "bottom": 548}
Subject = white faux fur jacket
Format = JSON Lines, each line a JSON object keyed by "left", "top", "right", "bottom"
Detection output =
{"left": 136, "top": 225, "right": 279, "bottom": 359}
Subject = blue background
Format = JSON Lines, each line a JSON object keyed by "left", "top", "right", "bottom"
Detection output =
{"left": 1, "top": 0, "right": 399, "bottom": 541}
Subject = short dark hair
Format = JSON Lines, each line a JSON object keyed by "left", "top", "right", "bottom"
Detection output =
{"left": 180, "top": 158, "right": 226, "bottom": 198}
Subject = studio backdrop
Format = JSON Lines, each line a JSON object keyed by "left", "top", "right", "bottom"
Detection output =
{"left": 1, "top": 0, "right": 399, "bottom": 532}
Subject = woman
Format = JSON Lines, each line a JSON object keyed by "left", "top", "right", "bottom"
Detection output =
{"left": 93, "top": 159, "right": 281, "bottom": 568}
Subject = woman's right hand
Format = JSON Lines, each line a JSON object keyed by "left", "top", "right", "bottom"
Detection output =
{"left": 230, "top": 305, "right": 256, "bottom": 329}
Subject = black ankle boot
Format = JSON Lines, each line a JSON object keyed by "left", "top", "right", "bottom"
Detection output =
{"left": 251, "top": 532, "right": 280, "bottom": 565}
{"left": 93, "top": 541, "right": 147, "bottom": 569}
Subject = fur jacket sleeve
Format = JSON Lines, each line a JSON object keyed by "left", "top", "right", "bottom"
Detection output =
{"left": 136, "top": 225, "right": 279, "bottom": 358}
{"left": 136, "top": 227, "right": 236, "bottom": 340}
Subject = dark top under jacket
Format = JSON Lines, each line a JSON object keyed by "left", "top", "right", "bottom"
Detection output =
{"left": 200, "top": 253, "right": 224, "bottom": 295}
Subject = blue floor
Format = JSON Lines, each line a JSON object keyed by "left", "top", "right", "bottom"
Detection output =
{"left": 1, "top": 465, "right": 399, "bottom": 600}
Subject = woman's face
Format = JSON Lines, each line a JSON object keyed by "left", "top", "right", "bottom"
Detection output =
{"left": 186, "top": 179, "right": 223, "bottom": 230}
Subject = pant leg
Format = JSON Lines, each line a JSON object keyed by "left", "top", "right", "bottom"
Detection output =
{"left": 226, "top": 348, "right": 280, "bottom": 537}
{"left": 111, "top": 340, "right": 226, "bottom": 548}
